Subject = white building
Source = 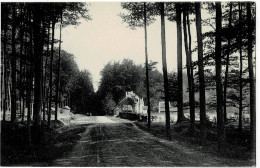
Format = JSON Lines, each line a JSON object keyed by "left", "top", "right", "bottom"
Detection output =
{"left": 115, "top": 91, "right": 147, "bottom": 115}
{"left": 158, "top": 101, "right": 177, "bottom": 113}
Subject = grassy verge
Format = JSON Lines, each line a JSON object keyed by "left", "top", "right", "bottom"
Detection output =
{"left": 135, "top": 121, "right": 254, "bottom": 161}
{"left": 1, "top": 121, "right": 88, "bottom": 166}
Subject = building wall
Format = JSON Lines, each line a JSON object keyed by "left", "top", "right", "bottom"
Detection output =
{"left": 117, "top": 91, "right": 147, "bottom": 115}
{"left": 158, "top": 101, "right": 177, "bottom": 113}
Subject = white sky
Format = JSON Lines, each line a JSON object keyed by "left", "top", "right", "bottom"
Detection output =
{"left": 59, "top": 2, "right": 199, "bottom": 91}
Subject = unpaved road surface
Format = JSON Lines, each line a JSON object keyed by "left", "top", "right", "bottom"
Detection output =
{"left": 43, "top": 115, "right": 252, "bottom": 166}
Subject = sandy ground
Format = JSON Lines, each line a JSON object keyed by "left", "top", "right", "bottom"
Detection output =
{"left": 34, "top": 115, "right": 253, "bottom": 166}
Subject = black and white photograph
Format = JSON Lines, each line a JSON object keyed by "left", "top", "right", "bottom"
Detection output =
{"left": 0, "top": 1, "right": 256, "bottom": 166}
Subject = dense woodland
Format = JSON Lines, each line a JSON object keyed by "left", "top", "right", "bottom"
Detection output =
{"left": 1, "top": 3, "right": 94, "bottom": 123}
{"left": 1, "top": 1, "right": 256, "bottom": 159}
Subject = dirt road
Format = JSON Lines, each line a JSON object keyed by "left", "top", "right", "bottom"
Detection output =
{"left": 45, "top": 115, "right": 252, "bottom": 166}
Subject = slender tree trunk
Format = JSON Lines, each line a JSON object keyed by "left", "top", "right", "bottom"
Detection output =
{"left": 195, "top": 2, "right": 207, "bottom": 144}
{"left": 43, "top": 22, "right": 50, "bottom": 121}
{"left": 41, "top": 19, "right": 47, "bottom": 122}
{"left": 27, "top": 62, "right": 32, "bottom": 146}
{"left": 27, "top": 10, "right": 33, "bottom": 127}
{"left": 247, "top": 2, "right": 255, "bottom": 150}
{"left": 1, "top": 41, "right": 4, "bottom": 114}
{"left": 22, "top": 8, "right": 28, "bottom": 123}
{"left": 27, "top": 50, "right": 32, "bottom": 145}
{"left": 41, "top": 51, "right": 45, "bottom": 120}
{"left": 33, "top": 6, "right": 43, "bottom": 126}
{"left": 215, "top": 2, "right": 225, "bottom": 152}
{"left": 55, "top": 12, "right": 63, "bottom": 121}
{"left": 48, "top": 18, "right": 56, "bottom": 126}
{"left": 8, "top": 73, "right": 12, "bottom": 114}
{"left": 46, "top": 88, "right": 49, "bottom": 120}
{"left": 3, "top": 18, "right": 8, "bottom": 122}
{"left": 43, "top": 21, "right": 51, "bottom": 120}
{"left": 22, "top": 63, "right": 25, "bottom": 123}
{"left": 187, "top": 7, "right": 195, "bottom": 131}
{"left": 160, "top": 2, "right": 171, "bottom": 139}
{"left": 187, "top": 12, "right": 193, "bottom": 78}
{"left": 183, "top": 4, "right": 195, "bottom": 132}
{"left": 144, "top": 2, "right": 151, "bottom": 129}
{"left": 223, "top": 3, "right": 232, "bottom": 123}
{"left": 11, "top": 4, "right": 17, "bottom": 122}
{"left": 238, "top": 3, "right": 243, "bottom": 132}
{"left": 19, "top": 8, "right": 25, "bottom": 119}
{"left": 176, "top": 3, "right": 184, "bottom": 123}
{"left": 42, "top": 69, "right": 46, "bottom": 121}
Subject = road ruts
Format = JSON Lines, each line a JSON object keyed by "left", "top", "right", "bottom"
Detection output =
{"left": 47, "top": 116, "right": 253, "bottom": 167}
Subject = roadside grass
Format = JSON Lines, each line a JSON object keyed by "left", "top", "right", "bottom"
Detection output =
{"left": 1, "top": 121, "right": 88, "bottom": 166}
{"left": 135, "top": 121, "right": 254, "bottom": 162}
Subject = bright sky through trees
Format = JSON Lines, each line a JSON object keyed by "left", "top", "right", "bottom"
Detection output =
{"left": 60, "top": 2, "right": 199, "bottom": 91}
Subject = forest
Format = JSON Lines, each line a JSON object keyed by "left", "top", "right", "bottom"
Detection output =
{"left": 1, "top": 1, "right": 256, "bottom": 166}
{"left": 99, "top": 2, "right": 256, "bottom": 152}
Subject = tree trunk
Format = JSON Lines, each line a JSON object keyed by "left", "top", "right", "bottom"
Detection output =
{"left": 176, "top": 3, "right": 184, "bottom": 123}
{"left": 223, "top": 3, "right": 232, "bottom": 123}
{"left": 160, "top": 2, "right": 171, "bottom": 139}
{"left": 43, "top": 23, "right": 50, "bottom": 121}
{"left": 8, "top": 75, "right": 12, "bottom": 115}
{"left": 144, "top": 2, "right": 151, "bottom": 129}
{"left": 3, "top": 16, "right": 8, "bottom": 122}
{"left": 1, "top": 38, "right": 5, "bottom": 115}
{"left": 22, "top": 69, "right": 25, "bottom": 123}
{"left": 41, "top": 50, "right": 45, "bottom": 120}
{"left": 32, "top": 6, "right": 44, "bottom": 126}
{"left": 187, "top": 7, "right": 195, "bottom": 132}
{"left": 247, "top": 2, "right": 255, "bottom": 150}
{"left": 27, "top": 10, "right": 33, "bottom": 126}
{"left": 19, "top": 7, "right": 25, "bottom": 119}
{"left": 46, "top": 88, "right": 49, "bottom": 119}
{"left": 183, "top": 4, "right": 195, "bottom": 132}
{"left": 238, "top": 3, "right": 243, "bottom": 132}
{"left": 55, "top": 12, "right": 63, "bottom": 121}
{"left": 215, "top": 2, "right": 225, "bottom": 153}
{"left": 11, "top": 4, "right": 17, "bottom": 123}
{"left": 48, "top": 18, "right": 56, "bottom": 126}
{"left": 195, "top": 2, "right": 207, "bottom": 145}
